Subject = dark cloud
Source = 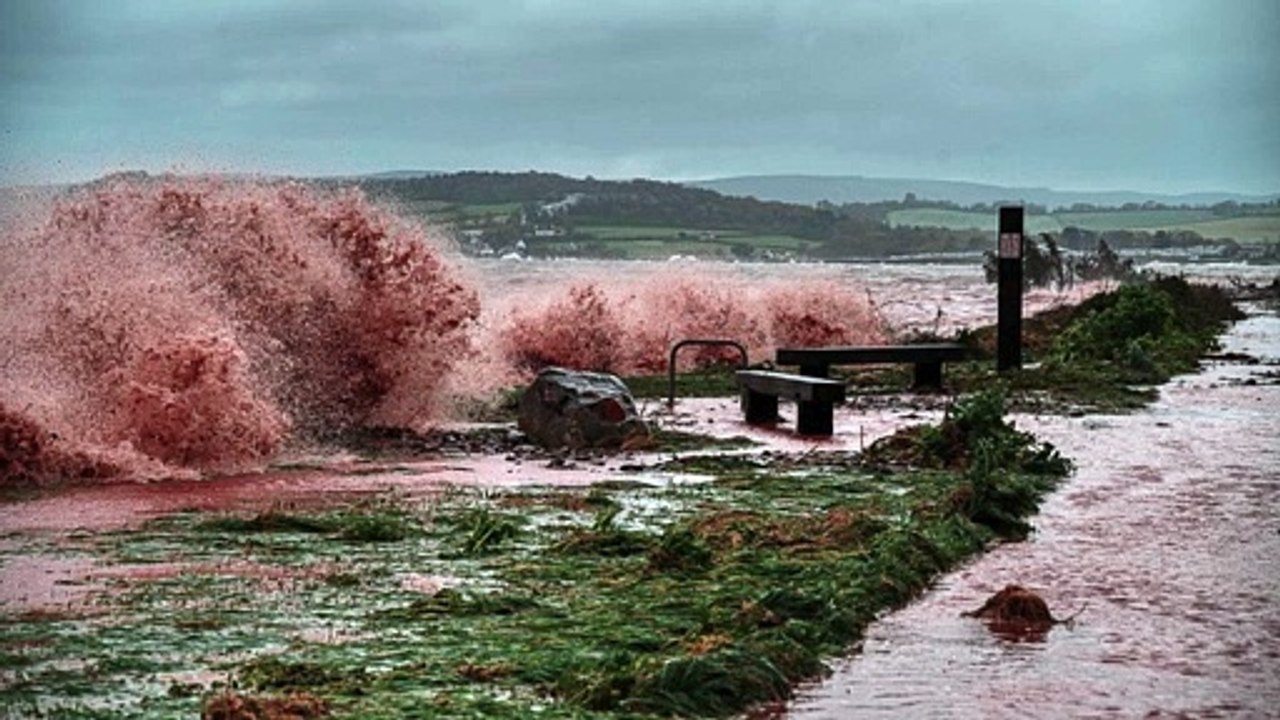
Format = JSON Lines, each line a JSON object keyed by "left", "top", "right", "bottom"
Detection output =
{"left": 2, "top": 0, "right": 1277, "bottom": 192}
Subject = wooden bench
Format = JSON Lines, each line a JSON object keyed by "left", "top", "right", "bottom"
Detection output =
{"left": 775, "top": 343, "right": 969, "bottom": 389}
{"left": 735, "top": 370, "right": 846, "bottom": 436}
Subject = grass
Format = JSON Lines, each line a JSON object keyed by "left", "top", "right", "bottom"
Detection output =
{"left": 0, "top": 396, "right": 1067, "bottom": 718}
{"left": 964, "top": 277, "right": 1240, "bottom": 411}
{"left": 559, "top": 227, "right": 816, "bottom": 259}
{"left": 457, "top": 202, "right": 523, "bottom": 218}
{"left": 887, "top": 208, "right": 1063, "bottom": 234}
{"left": 830, "top": 277, "right": 1242, "bottom": 414}
{"left": 1136, "top": 214, "right": 1280, "bottom": 244}
{"left": 195, "top": 506, "right": 419, "bottom": 543}
{"left": 575, "top": 226, "right": 814, "bottom": 249}
{"left": 888, "top": 207, "right": 1280, "bottom": 244}
{"left": 533, "top": 237, "right": 732, "bottom": 260}
{"left": 2, "top": 279, "right": 1239, "bottom": 717}
{"left": 589, "top": 239, "right": 731, "bottom": 259}
{"left": 730, "top": 234, "right": 818, "bottom": 251}
{"left": 624, "top": 367, "right": 741, "bottom": 400}
{"left": 575, "top": 225, "right": 727, "bottom": 240}
{"left": 1053, "top": 208, "right": 1220, "bottom": 230}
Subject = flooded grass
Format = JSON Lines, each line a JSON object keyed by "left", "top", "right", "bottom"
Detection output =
{"left": 0, "top": 399, "right": 1066, "bottom": 718}
{"left": 853, "top": 277, "right": 1244, "bottom": 414}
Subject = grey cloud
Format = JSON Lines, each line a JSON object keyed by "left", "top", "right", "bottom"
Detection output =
{"left": 1, "top": 0, "right": 1277, "bottom": 192}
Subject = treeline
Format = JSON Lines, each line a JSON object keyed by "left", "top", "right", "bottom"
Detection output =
{"left": 1059, "top": 226, "right": 1217, "bottom": 250}
{"left": 569, "top": 181, "right": 842, "bottom": 239}
{"left": 361, "top": 171, "right": 598, "bottom": 205}
{"left": 833, "top": 193, "right": 1280, "bottom": 219}
{"left": 566, "top": 189, "right": 996, "bottom": 256}
{"left": 360, "top": 171, "right": 1266, "bottom": 259}
{"left": 364, "top": 171, "right": 989, "bottom": 256}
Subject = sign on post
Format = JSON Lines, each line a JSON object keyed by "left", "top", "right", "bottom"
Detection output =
{"left": 998, "top": 232, "right": 1022, "bottom": 259}
{"left": 997, "top": 206, "right": 1023, "bottom": 372}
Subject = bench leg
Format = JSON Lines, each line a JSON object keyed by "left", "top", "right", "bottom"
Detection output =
{"left": 796, "top": 400, "right": 834, "bottom": 436}
{"left": 798, "top": 363, "right": 830, "bottom": 378}
{"left": 741, "top": 389, "right": 779, "bottom": 424}
{"left": 913, "top": 362, "right": 943, "bottom": 390}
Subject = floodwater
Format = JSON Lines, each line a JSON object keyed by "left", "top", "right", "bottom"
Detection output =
{"left": 3, "top": 252, "right": 1278, "bottom": 714}
{"left": 473, "top": 257, "right": 1103, "bottom": 338}
{"left": 788, "top": 308, "right": 1280, "bottom": 719}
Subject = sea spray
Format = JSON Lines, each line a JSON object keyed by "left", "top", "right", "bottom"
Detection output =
{"left": 1, "top": 176, "right": 892, "bottom": 485}
{"left": 502, "top": 284, "right": 628, "bottom": 373}
{"left": 1, "top": 176, "right": 478, "bottom": 482}
{"left": 766, "top": 279, "right": 886, "bottom": 349}
{"left": 497, "top": 271, "right": 887, "bottom": 374}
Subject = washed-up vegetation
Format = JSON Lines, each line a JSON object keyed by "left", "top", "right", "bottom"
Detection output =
{"left": 1016, "top": 276, "right": 1241, "bottom": 392}
{"left": 920, "top": 276, "right": 1244, "bottom": 412}
{"left": 624, "top": 276, "right": 1243, "bottom": 414}
{"left": 0, "top": 394, "right": 1067, "bottom": 719}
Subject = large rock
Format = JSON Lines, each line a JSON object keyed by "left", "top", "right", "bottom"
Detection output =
{"left": 517, "top": 368, "right": 649, "bottom": 450}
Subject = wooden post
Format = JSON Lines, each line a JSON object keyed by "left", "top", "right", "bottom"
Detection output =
{"left": 997, "top": 206, "right": 1023, "bottom": 372}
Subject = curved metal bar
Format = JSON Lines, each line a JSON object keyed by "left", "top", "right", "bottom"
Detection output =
{"left": 667, "top": 339, "right": 749, "bottom": 408}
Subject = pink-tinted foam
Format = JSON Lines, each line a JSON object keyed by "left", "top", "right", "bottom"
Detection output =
{"left": 1, "top": 176, "right": 478, "bottom": 482}
{"left": 495, "top": 271, "right": 888, "bottom": 375}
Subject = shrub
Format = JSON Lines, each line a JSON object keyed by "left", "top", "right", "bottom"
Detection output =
{"left": 1048, "top": 281, "right": 1214, "bottom": 382}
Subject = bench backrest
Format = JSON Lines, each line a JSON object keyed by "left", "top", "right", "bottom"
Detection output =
{"left": 776, "top": 343, "right": 968, "bottom": 366}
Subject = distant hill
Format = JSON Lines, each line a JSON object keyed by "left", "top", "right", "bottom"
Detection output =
{"left": 357, "top": 170, "right": 1279, "bottom": 259}
{"left": 689, "top": 175, "right": 1279, "bottom": 209}
{"left": 360, "top": 169, "right": 443, "bottom": 180}
{"left": 352, "top": 169, "right": 443, "bottom": 180}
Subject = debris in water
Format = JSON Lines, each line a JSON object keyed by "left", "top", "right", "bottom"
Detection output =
{"left": 963, "top": 584, "right": 1084, "bottom": 640}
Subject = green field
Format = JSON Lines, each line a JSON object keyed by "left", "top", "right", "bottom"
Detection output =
{"left": 536, "top": 238, "right": 728, "bottom": 259}
{"left": 889, "top": 207, "right": 1280, "bottom": 244}
{"left": 576, "top": 225, "right": 715, "bottom": 240}
{"left": 1053, "top": 209, "right": 1218, "bottom": 230}
{"left": 734, "top": 234, "right": 818, "bottom": 251}
{"left": 887, "top": 208, "right": 1063, "bottom": 234}
{"left": 458, "top": 202, "right": 522, "bottom": 217}
{"left": 594, "top": 238, "right": 731, "bottom": 259}
{"left": 568, "top": 226, "right": 816, "bottom": 258}
{"left": 1137, "top": 215, "right": 1280, "bottom": 244}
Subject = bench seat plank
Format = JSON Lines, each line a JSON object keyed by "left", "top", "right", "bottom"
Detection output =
{"left": 734, "top": 370, "right": 846, "bottom": 402}
{"left": 735, "top": 370, "right": 846, "bottom": 436}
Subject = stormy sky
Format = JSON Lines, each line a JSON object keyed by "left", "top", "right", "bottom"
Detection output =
{"left": 2, "top": 0, "right": 1277, "bottom": 193}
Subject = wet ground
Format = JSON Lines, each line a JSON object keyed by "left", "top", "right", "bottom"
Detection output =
{"left": 0, "top": 398, "right": 936, "bottom": 611}
{"left": 3, "top": 268, "right": 1277, "bottom": 717}
{"left": 787, "top": 309, "right": 1280, "bottom": 719}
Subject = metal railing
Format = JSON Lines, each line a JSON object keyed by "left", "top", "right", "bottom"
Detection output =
{"left": 667, "top": 339, "right": 748, "bottom": 408}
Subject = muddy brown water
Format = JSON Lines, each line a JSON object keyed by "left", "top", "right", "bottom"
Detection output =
{"left": 787, "top": 310, "right": 1280, "bottom": 719}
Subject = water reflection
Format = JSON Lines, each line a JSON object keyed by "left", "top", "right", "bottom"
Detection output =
{"left": 788, "top": 311, "right": 1280, "bottom": 719}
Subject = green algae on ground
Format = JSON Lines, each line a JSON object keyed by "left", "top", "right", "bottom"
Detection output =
{"left": 0, "top": 395, "right": 1067, "bottom": 719}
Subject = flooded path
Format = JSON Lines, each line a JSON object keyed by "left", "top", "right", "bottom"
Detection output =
{"left": 788, "top": 309, "right": 1280, "bottom": 719}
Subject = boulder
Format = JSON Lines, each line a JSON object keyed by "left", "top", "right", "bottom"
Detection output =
{"left": 517, "top": 368, "right": 649, "bottom": 450}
